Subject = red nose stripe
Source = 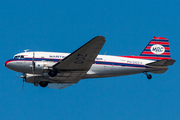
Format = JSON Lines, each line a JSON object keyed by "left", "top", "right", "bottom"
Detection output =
{"left": 5, "top": 61, "right": 11, "bottom": 67}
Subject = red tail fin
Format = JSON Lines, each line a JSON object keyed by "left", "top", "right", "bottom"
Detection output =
{"left": 139, "top": 36, "right": 171, "bottom": 60}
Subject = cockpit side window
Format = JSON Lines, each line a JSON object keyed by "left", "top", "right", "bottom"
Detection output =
{"left": 13, "top": 56, "right": 18, "bottom": 59}
{"left": 17, "top": 56, "right": 20, "bottom": 59}
{"left": 20, "top": 55, "right": 24, "bottom": 59}
{"left": 13, "top": 55, "right": 24, "bottom": 59}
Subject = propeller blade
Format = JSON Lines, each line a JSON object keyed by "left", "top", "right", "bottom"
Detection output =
{"left": 32, "top": 52, "right": 35, "bottom": 84}
{"left": 21, "top": 74, "right": 26, "bottom": 92}
{"left": 32, "top": 72, "right": 35, "bottom": 84}
{"left": 22, "top": 78, "right": 25, "bottom": 92}
{"left": 16, "top": 72, "right": 18, "bottom": 78}
{"left": 32, "top": 52, "right": 35, "bottom": 71}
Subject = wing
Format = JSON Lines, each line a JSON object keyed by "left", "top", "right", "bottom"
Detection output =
{"left": 47, "top": 83, "right": 75, "bottom": 89}
{"left": 52, "top": 36, "right": 106, "bottom": 83}
{"left": 53, "top": 36, "right": 106, "bottom": 71}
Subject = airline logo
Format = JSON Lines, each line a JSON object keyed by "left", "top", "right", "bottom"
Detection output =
{"left": 150, "top": 44, "right": 165, "bottom": 55}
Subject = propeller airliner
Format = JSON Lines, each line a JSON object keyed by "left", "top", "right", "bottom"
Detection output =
{"left": 5, "top": 36, "right": 176, "bottom": 89}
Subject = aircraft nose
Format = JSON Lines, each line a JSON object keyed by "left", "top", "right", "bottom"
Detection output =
{"left": 5, "top": 60, "right": 15, "bottom": 70}
{"left": 5, "top": 60, "right": 10, "bottom": 68}
{"left": 5, "top": 60, "right": 25, "bottom": 72}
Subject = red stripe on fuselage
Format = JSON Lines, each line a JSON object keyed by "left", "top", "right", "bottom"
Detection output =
{"left": 121, "top": 56, "right": 171, "bottom": 60}
{"left": 4, "top": 60, "right": 32, "bottom": 67}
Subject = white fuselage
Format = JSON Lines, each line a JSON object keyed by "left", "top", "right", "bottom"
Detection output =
{"left": 4, "top": 36, "right": 174, "bottom": 89}
{"left": 5, "top": 51, "right": 159, "bottom": 80}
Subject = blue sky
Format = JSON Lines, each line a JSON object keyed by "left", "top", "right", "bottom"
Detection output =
{"left": 1, "top": 0, "right": 180, "bottom": 120}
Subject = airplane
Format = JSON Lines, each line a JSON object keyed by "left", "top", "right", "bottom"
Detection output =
{"left": 5, "top": 36, "right": 176, "bottom": 89}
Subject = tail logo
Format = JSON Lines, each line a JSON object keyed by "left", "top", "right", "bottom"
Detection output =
{"left": 150, "top": 44, "right": 165, "bottom": 55}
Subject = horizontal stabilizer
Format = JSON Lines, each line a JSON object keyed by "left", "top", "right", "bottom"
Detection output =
{"left": 150, "top": 68, "right": 168, "bottom": 74}
{"left": 53, "top": 36, "right": 106, "bottom": 71}
{"left": 146, "top": 59, "right": 176, "bottom": 66}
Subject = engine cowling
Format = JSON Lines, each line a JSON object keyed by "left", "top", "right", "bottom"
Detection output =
{"left": 25, "top": 74, "right": 47, "bottom": 83}
{"left": 33, "top": 61, "right": 56, "bottom": 74}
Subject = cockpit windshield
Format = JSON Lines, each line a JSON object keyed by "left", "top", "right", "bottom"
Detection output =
{"left": 13, "top": 55, "right": 24, "bottom": 59}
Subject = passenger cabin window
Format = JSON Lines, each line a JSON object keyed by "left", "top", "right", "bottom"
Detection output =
{"left": 13, "top": 55, "right": 24, "bottom": 59}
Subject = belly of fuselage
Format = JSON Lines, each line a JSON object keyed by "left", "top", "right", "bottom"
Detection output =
{"left": 84, "top": 64, "right": 149, "bottom": 78}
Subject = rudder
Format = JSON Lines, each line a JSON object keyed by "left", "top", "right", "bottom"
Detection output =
{"left": 140, "top": 36, "right": 171, "bottom": 60}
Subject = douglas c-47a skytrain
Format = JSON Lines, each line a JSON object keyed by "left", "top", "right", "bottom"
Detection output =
{"left": 5, "top": 36, "right": 176, "bottom": 89}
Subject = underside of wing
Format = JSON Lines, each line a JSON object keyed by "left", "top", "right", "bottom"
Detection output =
{"left": 47, "top": 83, "right": 75, "bottom": 89}
{"left": 51, "top": 36, "right": 106, "bottom": 83}
{"left": 53, "top": 36, "right": 106, "bottom": 71}
{"left": 49, "top": 71, "right": 87, "bottom": 83}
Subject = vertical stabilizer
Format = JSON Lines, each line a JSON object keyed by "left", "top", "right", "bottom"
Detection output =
{"left": 140, "top": 36, "right": 171, "bottom": 60}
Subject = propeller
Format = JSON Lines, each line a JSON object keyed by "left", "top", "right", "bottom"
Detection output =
{"left": 16, "top": 72, "right": 19, "bottom": 78}
{"left": 22, "top": 77, "right": 25, "bottom": 92}
{"left": 21, "top": 74, "right": 26, "bottom": 92}
{"left": 32, "top": 52, "right": 35, "bottom": 71}
{"left": 32, "top": 52, "right": 35, "bottom": 84}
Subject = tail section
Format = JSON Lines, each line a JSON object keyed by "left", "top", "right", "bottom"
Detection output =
{"left": 140, "top": 36, "right": 171, "bottom": 60}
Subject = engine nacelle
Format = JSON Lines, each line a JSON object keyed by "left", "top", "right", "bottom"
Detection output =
{"left": 33, "top": 61, "right": 56, "bottom": 74}
{"left": 25, "top": 74, "right": 48, "bottom": 83}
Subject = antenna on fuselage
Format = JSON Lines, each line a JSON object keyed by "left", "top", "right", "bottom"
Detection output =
{"left": 104, "top": 51, "right": 107, "bottom": 55}
{"left": 24, "top": 49, "right": 29, "bottom": 52}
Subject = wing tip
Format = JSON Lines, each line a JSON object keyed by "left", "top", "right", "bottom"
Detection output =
{"left": 94, "top": 35, "right": 106, "bottom": 41}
